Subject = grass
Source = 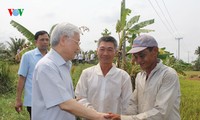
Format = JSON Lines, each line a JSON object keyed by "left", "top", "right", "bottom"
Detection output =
{"left": 180, "top": 73, "right": 200, "bottom": 120}
{"left": 0, "top": 94, "right": 29, "bottom": 120}
{"left": 0, "top": 64, "right": 200, "bottom": 120}
{"left": 71, "top": 63, "right": 94, "bottom": 87}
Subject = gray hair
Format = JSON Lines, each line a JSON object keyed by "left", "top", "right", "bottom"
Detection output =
{"left": 50, "top": 22, "right": 81, "bottom": 47}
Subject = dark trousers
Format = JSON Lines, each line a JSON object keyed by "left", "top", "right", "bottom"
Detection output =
{"left": 27, "top": 107, "right": 31, "bottom": 120}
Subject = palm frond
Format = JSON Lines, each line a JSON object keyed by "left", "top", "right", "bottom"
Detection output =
{"left": 10, "top": 20, "right": 34, "bottom": 43}
{"left": 130, "top": 19, "right": 154, "bottom": 30}
{"left": 128, "top": 29, "right": 155, "bottom": 34}
{"left": 125, "top": 15, "right": 140, "bottom": 30}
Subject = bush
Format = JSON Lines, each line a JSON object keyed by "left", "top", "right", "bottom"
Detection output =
{"left": 193, "top": 57, "right": 200, "bottom": 71}
{"left": 0, "top": 61, "right": 15, "bottom": 94}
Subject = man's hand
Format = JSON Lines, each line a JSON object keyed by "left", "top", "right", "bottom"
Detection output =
{"left": 98, "top": 112, "right": 112, "bottom": 120}
{"left": 15, "top": 100, "right": 23, "bottom": 113}
{"left": 76, "top": 97, "right": 82, "bottom": 101}
{"left": 105, "top": 113, "right": 121, "bottom": 120}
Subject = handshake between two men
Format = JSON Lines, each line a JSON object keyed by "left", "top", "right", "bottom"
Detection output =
{"left": 97, "top": 112, "right": 121, "bottom": 120}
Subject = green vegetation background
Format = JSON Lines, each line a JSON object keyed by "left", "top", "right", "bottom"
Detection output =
{"left": 0, "top": 64, "right": 200, "bottom": 120}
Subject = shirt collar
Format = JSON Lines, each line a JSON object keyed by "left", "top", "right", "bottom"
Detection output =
{"left": 48, "top": 49, "right": 71, "bottom": 67}
{"left": 151, "top": 59, "right": 163, "bottom": 73}
{"left": 95, "top": 63, "right": 116, "bottom": 76}
{"left": 34, "top": 47, "right": 48, "bottom": 56}
{"left": 142, "top": 59, "right": 163, "bottom": 78}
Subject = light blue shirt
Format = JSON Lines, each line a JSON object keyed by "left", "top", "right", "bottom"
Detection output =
{"left": 18, "top": 48, "right": 43, "bottom": 106}
{"left": 32, "top": 49, "right": 75, "bottom": 120}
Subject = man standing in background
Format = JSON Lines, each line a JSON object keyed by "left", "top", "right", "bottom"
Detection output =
{"left": 15, "top": 30, "right": 49, "bottom": 119}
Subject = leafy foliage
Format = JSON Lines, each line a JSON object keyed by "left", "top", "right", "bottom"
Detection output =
{"left": 0, "top": 43, "right": 9, "bottom": 61}
{"left": 129, "top": 19, "right": 154, "bottom": 32}
{"left": 2, "top": 37, "right": 28, "bottom": 63}
{"left": 0, "top": 43, "right": 6, "bottom": 50}
{"left": 125, "top": 15, "right": 140, "bottom": 30}
{"left": 0, "top": 62, "right": 14, "bottom": 94}
{"left": 101, "top": 28, "right": 111, "bottom": 36}
{"left": 7, "top": 37, "right": 26, "bottom": 55}
{"left": 193, "top": 46, "right": 200, "bottom": 71}
{"left": 192, "top": 57, "right": 200, "bottom": 71}
{"left": 10, "top": 20, "right": 34, "bottom": 43}
{"left": 116, "top": 0, "right": 154, "bottom": 71}
{"left": 195, "top": 46, "right": 200, "bottom": 57}
{"left": 158, "top": 47, "right": 193, "bottom": 76}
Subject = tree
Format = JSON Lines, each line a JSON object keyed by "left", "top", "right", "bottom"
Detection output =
{"left": 10, "top": 20, "right": 34, "bottom": 43}
{"left": 10, "top": 20, "right": 90, "bottom": 62}
{"left": 10, "top": 20, "right": 90, "bottom": 43}
{"left": 7, "top": 37, "right": 26, "bottom": 55}
{"left": 193, "top": 46, "right": 200, "bottom": 70}
{"left": 101, "top": 28, "right": 111, "bottom": 36}
{"left": 0, "top": 43, "right": 6, "bottom": 54}
{"left": 6, "top": 37, "right": 26, "bottom": 62}
{"left": 0, "top": 43, "right": 8, "bottom": 61}
{"left": 94, "top": 28, "right": 112, "bottom": 43}
{"left": 195, "top": 46, "right": 200, "bottom": 57}
{"left": 0, "top": 43, "right": 6, "bottom": 50}
{"left": 159, "top": 47, "right": 190, "bottom": 75}
{"left": 116, "top": 0, "right": 154, "bottom": 71}
{"left": 114, "top": 0, "right": 155, "bottom": 90}
{"left": 193, "top": 57, "right": 200, "bottom": 71}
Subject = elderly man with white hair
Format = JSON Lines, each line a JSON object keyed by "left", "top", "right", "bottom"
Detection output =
{"left": 32, "top": 22, "right": 109, "bottom": 120}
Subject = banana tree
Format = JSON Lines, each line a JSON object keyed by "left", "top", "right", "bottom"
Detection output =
{"left": 10, "top": 20, "right": 36, "bottom": 62}
{"left": 116, "top": 0, "right": 154, "bottom": 90}
{"left": 10, "top": 20, "right": 90, "bottom": 45}
{"left": 10, "top": 20, "right": 34, "bottom": 43}
{"left": 10, "top": 20, "right": 90, "bottom": 62}
{"left": 116, "top": 0, "right": 154, "bottom": 71}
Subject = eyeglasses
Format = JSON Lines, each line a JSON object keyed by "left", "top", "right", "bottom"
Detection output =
{"left": 70, "top": 38, "right": 81, "bottom": 45}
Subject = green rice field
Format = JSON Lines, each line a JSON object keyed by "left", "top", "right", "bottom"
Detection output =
{"left": 0, "top": 65, "right": 200, "bottom": 120}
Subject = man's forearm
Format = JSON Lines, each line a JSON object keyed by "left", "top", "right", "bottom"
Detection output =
{"left": 59, "top": 99, "right": 104, "bottom": 120}
{"left": 16, "top": 76, "right": 26, "bottom": 100}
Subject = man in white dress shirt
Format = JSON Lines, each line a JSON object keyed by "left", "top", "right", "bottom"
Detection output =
{"left": 75, "top": 36, "right": 132, "bottom": 119}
